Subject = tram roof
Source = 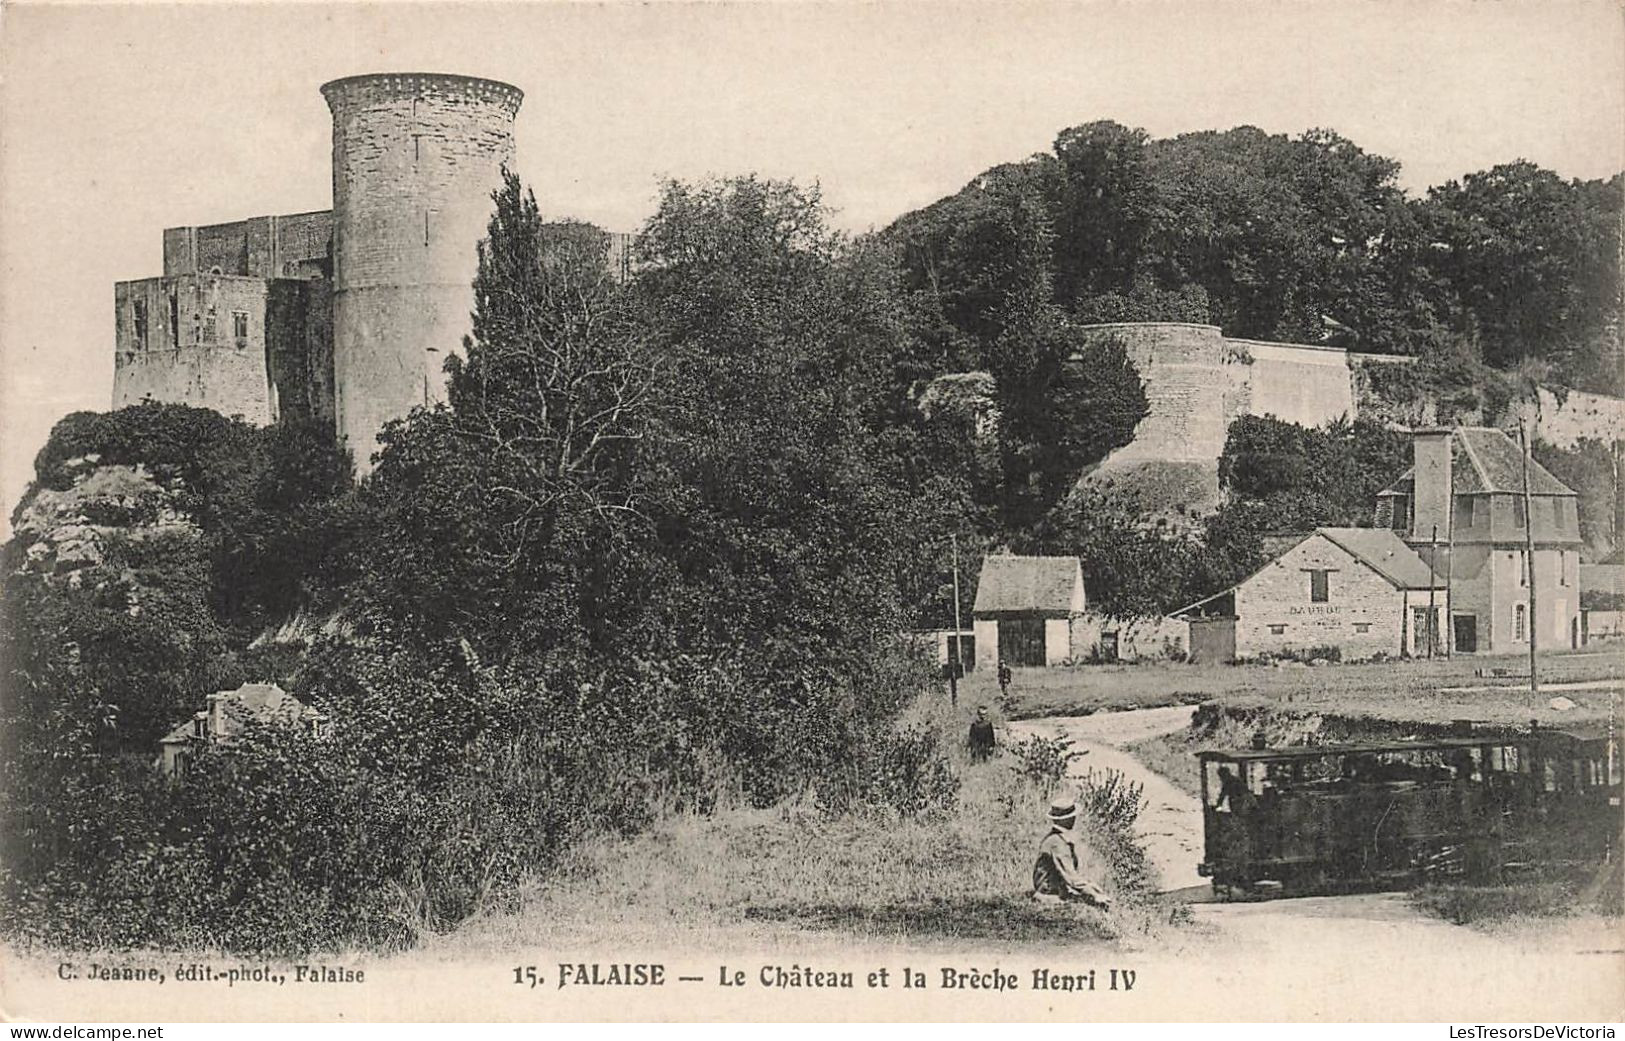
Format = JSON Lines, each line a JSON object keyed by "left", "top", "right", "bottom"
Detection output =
{"left": 1198, "top": 729, "right": 1612, "bottom": 763}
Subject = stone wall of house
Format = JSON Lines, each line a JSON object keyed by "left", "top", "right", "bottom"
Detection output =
{"left": 1233, "top": 534, "right": 1411, "bottom": 660}
{"left": 1448, "top": 544, "right": 1579, "bottom": 654}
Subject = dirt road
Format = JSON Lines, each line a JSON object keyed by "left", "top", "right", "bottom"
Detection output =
{"left": 1009, "top": 705, "right": 1204, "bottom": 892}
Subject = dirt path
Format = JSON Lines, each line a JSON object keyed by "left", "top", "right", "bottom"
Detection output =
{"left": 1008, "top": 706, "right": 1204, "bottom": 892}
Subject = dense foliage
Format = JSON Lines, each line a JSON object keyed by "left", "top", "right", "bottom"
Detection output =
{"left": 887, "top": 122, "right": 1623, "bottom": 396}
{"left": 1, "top": 174, "right": 963, "bottom": 952}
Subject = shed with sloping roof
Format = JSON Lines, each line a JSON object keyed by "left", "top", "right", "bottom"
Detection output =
{"left": 971, "top": 555, "right": 1086, "bottom": 668}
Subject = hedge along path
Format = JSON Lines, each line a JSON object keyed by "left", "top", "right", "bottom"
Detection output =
{"left": 1009, "top": 705, "right": 1205, "bottom": 893}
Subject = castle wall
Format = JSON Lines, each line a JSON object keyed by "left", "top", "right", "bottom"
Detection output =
{"left": 323, "top": 73, "right": 522, "bottom": 471}
{"left": 1077, "top": 323, "right": 1231, "bottom": 464}
{"left": 1233, "top": 339, "right": 1356, "bottom": 428}
{"left": 265, "top": 279, "right": 335, "bottom": 426}
{"left": 163, "top": 212, "right": 333, "bottom": 279}
{"left": 113, "top": 275, "right": 277, "bottom": 424}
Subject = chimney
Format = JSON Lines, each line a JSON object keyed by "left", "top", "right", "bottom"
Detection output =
{"left": 1411, "top": 428, "right": 1453, "bottom": 544}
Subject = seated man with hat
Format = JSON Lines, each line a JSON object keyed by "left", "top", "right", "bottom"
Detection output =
{"left": 1032, "top": 795, "right": 1111, "bottom": 909}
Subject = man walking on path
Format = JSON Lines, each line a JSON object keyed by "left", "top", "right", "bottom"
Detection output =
{"left": 997, "top": 659, "right": 1012, "bottom": 701}
{"left": 968, "top": 706, "right": 996, "bottom": 761}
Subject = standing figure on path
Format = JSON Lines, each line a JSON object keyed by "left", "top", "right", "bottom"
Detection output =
{"left": 997, "top": 659, "right": 1012, "bottom": 700}
{"left": 968, "top": 706, "right": 996, "bottom": 761}
{"left": 1031, "top": 797, "right": 1111, "bottom": 909}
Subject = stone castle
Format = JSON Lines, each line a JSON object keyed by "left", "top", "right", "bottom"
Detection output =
{"left": 114, "top": 73, "right": 528, "bottom": 472}
{"left": 115, "top": 75, "right": 1622, "bottom": 496}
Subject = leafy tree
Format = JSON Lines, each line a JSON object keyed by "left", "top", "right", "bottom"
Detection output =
{"left": 352, "top": 172, "right": 657, "bottom": 666}
{"left": 991, "top": 312, "right": 1149, "bottom": 530}
{"left": 1532, "top": 436, "right": 1621, "bottom": 559}
{"left": 1427, "top": 164, "right": 1622, "bottom": 389}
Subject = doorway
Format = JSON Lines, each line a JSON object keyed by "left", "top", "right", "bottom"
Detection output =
{"left": 1452, "top": 614, "right": 1478, "bottom": 654}
{"left": 997, "top": 619, "right": 1046, "bottom": 667}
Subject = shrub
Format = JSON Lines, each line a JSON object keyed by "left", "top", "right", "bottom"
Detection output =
{"left": 818, "top": 724, "right": 960, "bottom": 817}
{"left": 1008, "top": 733, "right": 1086, "bottom": 792}
{"left": 1074, "top": 767, "right": 1152, "bottom": 897}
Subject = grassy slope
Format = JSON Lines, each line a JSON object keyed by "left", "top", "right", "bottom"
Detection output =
{"left": 434, "top": 698, "right": 1176, "bottom": 954}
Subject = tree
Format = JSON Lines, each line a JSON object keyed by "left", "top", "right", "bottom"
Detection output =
{"left": 355, "top": 170, "right": 658, "bottom": 664}
{"left": 990, "top": 312, "right": 1148, "bottom": 531}
{"left": 1427, "top": 164, "right": 1622, "bottom": 390}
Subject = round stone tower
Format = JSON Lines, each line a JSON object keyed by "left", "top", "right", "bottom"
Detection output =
{"left": 321, "top": 72, "right": 523, "bottom": 471}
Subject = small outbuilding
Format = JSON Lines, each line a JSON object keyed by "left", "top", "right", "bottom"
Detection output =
{"left": 1172, "top": 528, "right": 1447, "bottom": 663}
{"left": 156, "top": 682, "right": 328, "bottom": 779}
{"left": 972, "top": 555, "right": 1086, "bottom": 668}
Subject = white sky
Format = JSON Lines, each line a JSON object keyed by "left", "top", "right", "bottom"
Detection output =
{"left": 2, "top": 0, "right": 1622, "bottom": 529}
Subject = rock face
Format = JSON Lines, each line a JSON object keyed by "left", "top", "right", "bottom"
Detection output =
{"left": 9, "top": 458, "right": 198, "bottom": 589}
{"left": 914, "top": 370, "right": 999, "bottom": 440}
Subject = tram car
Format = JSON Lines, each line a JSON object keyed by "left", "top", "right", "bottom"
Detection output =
{"left": 1197, "top": 723, "right": 1621, "bottom": 898}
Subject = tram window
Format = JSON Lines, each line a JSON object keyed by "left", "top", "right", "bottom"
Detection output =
{"left": 1543, "top": 761, "right": 1558, "bottom": 792}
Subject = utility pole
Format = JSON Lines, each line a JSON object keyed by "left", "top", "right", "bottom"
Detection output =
{"left": 949, "top": 533, "right": 964, "bottom": 707}
{"left": 1520, "top": 423, "right": 1539, "bottom": 695}
{"left": 1428, "top": 524, "right": 1439, "bottom": 659}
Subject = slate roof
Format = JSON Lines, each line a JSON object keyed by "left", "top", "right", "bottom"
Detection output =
{"left": 1317, "top": 527, "right": 1443, "bottom": 590}
{"left": 1379, "top": 427, "right": 1576, "bottom": 498}
{"left": 1172, "top": 526, "right": 1438, "bottom": 616}
{"left": 973, "top": 556, "right": 1083, "bottom": 616}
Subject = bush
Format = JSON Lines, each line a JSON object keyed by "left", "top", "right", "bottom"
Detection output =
{"left": 1008, "top": 733, "right": 1086, "bottom": 792}
{"left": 819, "top": 724, "right": 960, "bottom": 817}
{"left": 1074, "top": 767, "right": 1153, "bottom": 896}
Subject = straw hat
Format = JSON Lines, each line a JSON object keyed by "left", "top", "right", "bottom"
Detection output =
{"left": 1046, "top": 797, "right": 1077, "bottom": 823}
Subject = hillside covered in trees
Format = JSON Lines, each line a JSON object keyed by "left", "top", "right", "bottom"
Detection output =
{"left": 885, "top": 121, "right": 1623, "bottom": 396}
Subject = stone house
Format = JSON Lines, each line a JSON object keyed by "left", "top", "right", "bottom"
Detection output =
{"left": 972, "top": 555, "right": 1086, "bottom": 668}
{"left": 1173, "top": 528, "right": 1447, "bottom": 663}
{"left": 156, "top": 682, "right": 328, "bottom": 779}
{"left": 1375, "top": 428, "right": 1583, "bottom": 654}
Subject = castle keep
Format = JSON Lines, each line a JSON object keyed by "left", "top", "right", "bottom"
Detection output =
{"left": 114, "top": 73, "right": 525, "bottom": 471}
